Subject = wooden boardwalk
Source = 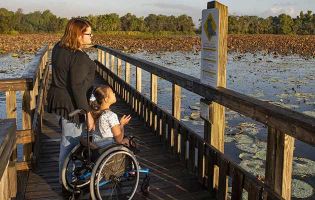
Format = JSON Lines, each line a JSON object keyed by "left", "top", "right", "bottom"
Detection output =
{"left": 24, "top": 76, "right": 213, "bottom": 200}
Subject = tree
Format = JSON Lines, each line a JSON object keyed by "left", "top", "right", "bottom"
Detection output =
{"left": 278, "top": 14, "right": 294, "bottom": 34}
{"left": 120, "top": 13, "right": 146, "bottom": 31}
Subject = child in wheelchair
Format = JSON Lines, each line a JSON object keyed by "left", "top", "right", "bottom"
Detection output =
{"left": 90, "top": 85, "right": 132, "bottom": 147}
{"left": 61, "top": 85, "right": 150, "bottom": 200}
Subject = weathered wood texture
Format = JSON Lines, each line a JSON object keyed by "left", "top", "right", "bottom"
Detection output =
{"left": 0, "top": 119, "right": 17, "bottom": 199}
{"left": 32, "top": 63, "right": 51, "bottom": 169}
{"left": 24, "top": 74, "right": 213, "bottom": 200}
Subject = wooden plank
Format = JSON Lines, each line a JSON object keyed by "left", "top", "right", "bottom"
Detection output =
{"left": 0, "top": 79, "right": 32, "bottom": 91}
{"left": 136, "top": 66, "right": 142, "bottom": 92}
{"left": 151, "top": 74, "right": 158, "bottom": 103}
{"left": 101, "top": 50, "right": 105, "bottom": 65}
{"left": 98, "top": 49, "right": 102, "bottom": 62}
{"left": 217, "top": 157, "right": 228, "bottom": 200}
{"left": 22, "top": 90, "right": 33, "bottom": 162}
{"left": 173, "top": 120, "right": 180, "bottom": 155}
{"left": 8, "top": 161, "right": 17, "bottom": 198}
{"left": 0, "top": 162, "right": 9, "bottom": 200}
{"left": 110, "top": 55, "right": 115, "bottom": 72}
{"left": 0, "top": 119, "right": 16, "bottom": 179}
{"left": 16, "top": 161, "right": 31, "bottom": 171}
{"left": 179, "top": 126, "right": 185, "bottom": 160}
{"left": 105, "top": 52, "right": 109, "bottom": 68}
{"left": 151, "top": 104, "right": 157, "bottom": 134}
{"left": 247, "top": 181, "right": 262, "bottom": 200}
{"left": 117, "top": 58, "right": 122, "bottom": 77}
{"left": 16, "top": 129, "right": 32, "bottom": 144}
{"left": 125, "top": 62, "right": 131, "bottom": 84}
{"left": 16, "top": 171, "right": 29, "bottom": 200}
{"left": 188, "top": 134, "right": 196, "bottom": 173}
{"left": 161, "top": 112, "right": 167, "bottom": 143}
{"left": 157, "top": 109, "right": 162, "bottom": 138}
{"left": 167, "top": 117, "right": 173, "bottom": 150}
{"left": 172, "top": 84, "right": 181, "bottom": 120}
{"left": 143, "top": 98, "right": 148, "bottom": 125}
{"left": 265, "top": 127, "right": 294, "bottom": 199}
{"left": 6, "top": 91, "right": 17, "bottom": 120}
{"left": 172, "top": 84, "right": 181, "bottom": 152}
{"left": 231, "top": 167, "right": 244, "bottom": 200}
{"left": 206, "top": 147, "right": 216, "bottom": 193}
{"left": 197, "top": 140, "right": 205, "bottom": 185}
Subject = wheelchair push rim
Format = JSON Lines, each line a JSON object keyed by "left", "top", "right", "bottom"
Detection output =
{"left": 61, "top": 144, "right": 92, "bottom": 191}
{"left": 90, "top": 150, "right": 140, "bottom": 200}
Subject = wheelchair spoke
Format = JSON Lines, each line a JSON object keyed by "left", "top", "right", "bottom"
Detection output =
{"left": 94, "top": 150, "right": 140, "bottom": 200}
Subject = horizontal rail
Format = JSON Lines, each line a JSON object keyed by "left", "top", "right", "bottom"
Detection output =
{"left": 94, "top": 45, "right": 315, "bottom": 146}
{"left": 0, "top": 78, "right": 33, "bottom": 91}
{"left": 0, "top": 119, "right": 17, "bottom": 198}
{"left": 0, "top": 119, "right": 16, "bottom": 178}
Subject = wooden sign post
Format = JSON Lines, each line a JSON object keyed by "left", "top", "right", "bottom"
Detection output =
{"left": 200, "top": 1, "right": 228, "bottom": 196}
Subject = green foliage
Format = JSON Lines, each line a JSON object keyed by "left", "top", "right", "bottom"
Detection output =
{"left": 228, "top": 12, "right": 314, "bottom": 35}
{"left": 0, "top": 7, "right": 314, "bottom": 35}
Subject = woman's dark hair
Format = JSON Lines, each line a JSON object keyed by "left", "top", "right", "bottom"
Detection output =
{"left": 90, "top": 85, "right": 112, "bottom": 118}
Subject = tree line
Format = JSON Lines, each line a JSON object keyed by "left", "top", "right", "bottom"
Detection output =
{"left": 228, "top": 11, "right": 315, "bottom": 34}
{"left": 0, "top": 8, "right": 314, "bottom": 35}
{"left": 0, "top": 8, "right": 195, "bottom": 34}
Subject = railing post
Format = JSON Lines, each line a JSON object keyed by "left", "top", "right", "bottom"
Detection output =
{"left": 125, "top": 62, "right": 131, "bottom": 104}
{"left": 150, "top": 74, "right": 158, "bottom": 131}
{"left": 110, "top": 55, "right": 115, "bottom": 72}
{"left": 117, "top": 58, "right": 122, "bottom": 77}
{"left": 5, "top": 91, "right": 17, "bottom": 198}
{"left": 136, "top": 67, "right": 142, "bottom": 115}
{"left": 117, "top": 58, "right": 122, "bottom": 94}
{"left": 22, "top": 90, "right": 33, "bottom": 162}
{"left": 202, "top": 1, "right": 228, "bottom": 193}
{"left": 265, "top": 127, "right": 294, "bottom": 199}
{"left": 97, "top": 49, "right": 102, "bottom": 72}
{"left": 0, "top": 120, "right": 17, "bottom": 199}
{"left": 172, "top": 84, "right": 181, "bottom": 150}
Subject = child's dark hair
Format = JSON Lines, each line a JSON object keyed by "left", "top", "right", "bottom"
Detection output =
{"left": 90, "top": 85, "right": 112, "bottom": 117}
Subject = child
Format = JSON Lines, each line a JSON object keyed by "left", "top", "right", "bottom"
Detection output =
{"left": 90, "top": 85, "right": 131, "bottom": 146}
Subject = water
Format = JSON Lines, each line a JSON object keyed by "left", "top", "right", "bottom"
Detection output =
{"left": 2, "top": 51, "right": 315, "bottom": 198}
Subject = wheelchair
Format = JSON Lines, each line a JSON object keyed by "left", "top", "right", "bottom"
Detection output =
{"left": 61, "top": 109, "right": 150, "bottom": 200}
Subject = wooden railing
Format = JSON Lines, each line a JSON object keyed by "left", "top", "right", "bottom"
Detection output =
{"left": 0, "top": 119, "right": 17, "bottom": 199}
{"left": 0, "top": 45, "right": 49, "bottom": 171}
{"left": 94, "top": 45, "right": 315, "bottom": 200}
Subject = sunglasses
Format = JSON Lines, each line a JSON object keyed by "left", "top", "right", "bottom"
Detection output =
{"left": 84, "top": 33, "right": 93, "bottom": 37}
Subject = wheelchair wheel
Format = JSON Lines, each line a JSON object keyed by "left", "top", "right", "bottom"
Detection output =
{"left": 61, "top": 144, "right": 92, "bottom": 192}
{"left": 90, "top": 149, "right": 139, "bottom": 200}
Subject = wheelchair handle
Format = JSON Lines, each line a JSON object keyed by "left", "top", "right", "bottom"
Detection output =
{"left": 68, "top": 108, "right": 92, "bottom": 163}
{"left": 68, "top": 109, "right": 86, "bottom": 118}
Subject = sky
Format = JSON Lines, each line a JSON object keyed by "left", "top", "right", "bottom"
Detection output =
{"left": 0, "top": 0, "right": 314, "bottom": 26}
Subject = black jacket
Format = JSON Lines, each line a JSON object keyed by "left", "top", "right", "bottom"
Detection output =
{"left": 47, "top": 42, "right": 96, "bottom": 123}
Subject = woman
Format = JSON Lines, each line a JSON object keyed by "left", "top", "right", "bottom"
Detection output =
{"left": 47, "top": 18, "right": 96, "bottom": 184}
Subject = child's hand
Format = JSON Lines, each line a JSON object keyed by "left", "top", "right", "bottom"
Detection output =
{"left": 120, "top": 115, "right": 131, "bottom": 126}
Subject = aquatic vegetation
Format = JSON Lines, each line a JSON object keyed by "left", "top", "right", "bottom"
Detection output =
{"left": 303, "top": 111, "right": 315, "bottom": 117}
{"left": 291, "top": 179, "right": 314, "bottom": 198}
